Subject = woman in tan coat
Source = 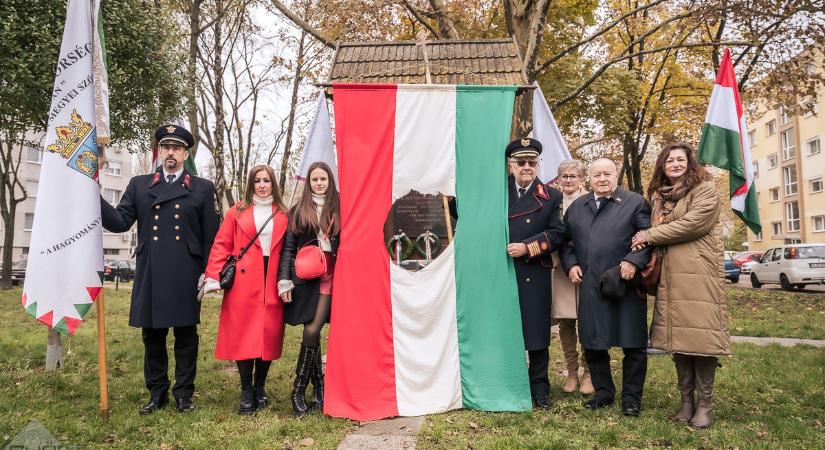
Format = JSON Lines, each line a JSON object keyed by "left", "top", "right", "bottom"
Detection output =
{"left": 632, "top": 143, "right": 730, "bottom": 429}
{"left": 550, "top": 160, "right": 593, "bottom": 395}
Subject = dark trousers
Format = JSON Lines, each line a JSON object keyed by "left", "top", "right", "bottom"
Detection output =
{"left": 142, "top": 326, "right": 199, "bottom": 400}
{"left": 584, "top": 347, "right": 647, "bottom": 405}
{"left": 528, "top": 347, "right": 550, "bottom": 399}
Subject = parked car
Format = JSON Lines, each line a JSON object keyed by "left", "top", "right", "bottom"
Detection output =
{"left": 740, "top": 260, "right": 759, "bottom": 274}
{"left": 9, "top": 260, "right": 27, "bottom": 285}
{"left": 724, "top": 253, "right": 741, "bottom": 283}
{"left": 732, "top": 251, "right": 763, "bottom": 271}
{"left": 103, "top": 259, "right": 135, "bottom": 281}
{"left": 750, "top": 244, "right": 825, "bottom": 290}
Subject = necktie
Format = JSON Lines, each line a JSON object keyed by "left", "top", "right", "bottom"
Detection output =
{"left": 167, "top": 174, "right": 175, "bottom": 184}
{"left": 518, "top": 188, "right": 526, "bottom": 198}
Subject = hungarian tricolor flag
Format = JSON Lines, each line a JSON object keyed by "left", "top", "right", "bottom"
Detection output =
{"left": 698, "top": 48, "right": 761, "bottom": 234}
{"left": 325, "top": 84, "right": 531, "bottom": 420}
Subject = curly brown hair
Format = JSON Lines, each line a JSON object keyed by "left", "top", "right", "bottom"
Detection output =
{"left": 646, "top": 142, "right": 710, "bottom": 199}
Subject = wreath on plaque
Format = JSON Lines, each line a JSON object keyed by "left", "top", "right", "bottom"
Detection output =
{"left": 415, "top": 231, "right": 442, "bottom": 259}
{"left": 387, "top": 232, "right": 414, "bottom": 261}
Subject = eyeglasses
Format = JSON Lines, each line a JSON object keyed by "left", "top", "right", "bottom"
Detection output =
{"left": 513, "top": 160, "right": 538, "bottom": 168}
{"left": 560, "top": 175, "right": 578, "bottom": 180}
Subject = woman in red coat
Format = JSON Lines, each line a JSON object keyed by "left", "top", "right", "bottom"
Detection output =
{"left": 201, "top": 164, "right": 288, "bottom": 415}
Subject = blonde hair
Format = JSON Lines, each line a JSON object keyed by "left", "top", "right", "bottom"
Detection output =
{"left": 557, "top": 159, "right": 586, "bottom": 178}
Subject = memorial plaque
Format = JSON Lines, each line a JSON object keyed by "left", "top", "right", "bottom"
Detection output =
{"left": 390, "top": 192, "right": 449, "bottom": 238}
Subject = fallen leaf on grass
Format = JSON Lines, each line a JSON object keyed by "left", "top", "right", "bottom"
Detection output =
{"left": 468, "top": 421, "right": 479, "bottom": 430}
{"left": 445, "top": 417, "right": 454, "bottom": 424}
{"left": 607, "top": 421, "right": 617, "bottom": 427}
{"left": 160, "top": 443, "right": 171, "bottom": 450}
{"left": 299, "top": 437, "right": 315, "bottom": 446}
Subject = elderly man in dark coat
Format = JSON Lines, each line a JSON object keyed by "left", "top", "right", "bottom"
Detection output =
{"left": 560, "top": 158, "right": 652, "bottom": 417}
{"left": 505, "top": 138, "right": 565, "bottom": 409}
{"left": 101, "top": 124, "right": 220, "bottom": 415}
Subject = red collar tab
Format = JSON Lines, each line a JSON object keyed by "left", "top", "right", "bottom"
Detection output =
{"left": 535, "top": 183, "right": 549, "bottom": 200}
{"left": 183, "top": 173, "right": 191, "bottom": 190}
{"left": 149, "top": 172, "right": 162, "bottom": 187}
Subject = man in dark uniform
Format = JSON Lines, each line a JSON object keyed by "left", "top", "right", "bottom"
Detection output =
{"left": 505, "top": 138, "right": 565, "bottom": 409}
{"left": 100, "top": 125, "right": 220, "bottom": 414}
{"left": 560, "top": 158, "right": 652, "bottom": 417}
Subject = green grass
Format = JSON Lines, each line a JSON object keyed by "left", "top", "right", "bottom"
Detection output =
{"left": 419, "top": 341, "right": 825, "bottom": 449}
{"left": 0, "top": 288, "right": 353, "bottom": 449}
{"left": 3, "top": 286, "right": 825, "bottom": 449}
{"left": 724, "top": 286, "right": 825, "bottom": 340}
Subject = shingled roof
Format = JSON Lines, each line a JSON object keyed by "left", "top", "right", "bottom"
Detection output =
{"left": 328, "top": 38, "right": 528, "bottom": 86}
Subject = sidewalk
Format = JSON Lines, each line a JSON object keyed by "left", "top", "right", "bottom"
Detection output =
{"left": 731, "top": 335, "right": 825, "bottom": 347}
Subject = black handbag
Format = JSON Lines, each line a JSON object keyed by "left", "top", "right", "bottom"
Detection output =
{"left": 219, "top": 212, "right": 275, "bottom": 289}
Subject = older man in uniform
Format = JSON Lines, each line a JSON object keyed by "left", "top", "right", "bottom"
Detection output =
{"left": 505, "top": 138, "right": 565, "bottom": 409}
{"left": 560, "top": 158, "right": 652, "bottom": 417}
{"left": 101, "top": 125, "right": 220, "bottom": 414}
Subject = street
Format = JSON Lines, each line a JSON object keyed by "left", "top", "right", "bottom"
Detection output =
{"left": 730, "top": 275, "right": 825, "bottom": 293}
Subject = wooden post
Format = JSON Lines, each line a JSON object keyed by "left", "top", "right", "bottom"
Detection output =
{"left": 45, "top": 329, "right": 63, "bottom": 370}
{"left": 442, "top": 196, "right": 453, "bottom": 242}
{"left": 97, "top": 289, "right": 110, "bottom": 417}
{"left": 287, "top": 178, "right": 302, "bottom": 207}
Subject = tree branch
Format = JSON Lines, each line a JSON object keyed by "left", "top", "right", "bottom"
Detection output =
{"left": 270, "top": 0, "right": 336, "bottom": 49}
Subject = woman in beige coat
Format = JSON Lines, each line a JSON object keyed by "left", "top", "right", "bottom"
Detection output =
{"left": 550, "top": 160, "right": 593, "bottom": 395}
{"left": 632, "top": 143, "right": 730, "bottom": 429}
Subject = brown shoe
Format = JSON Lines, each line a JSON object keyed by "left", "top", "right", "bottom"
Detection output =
{"left": 690, "top": 356, "right": 717, "bottom": 429}
{"left": 671, "top": 354, "right": 695, "bottom": 422}
{"left": 562, "top": 372, "right": 578, "bottom": 393}
{"left": 579, "top": 369, "right": 595, "bottom": 395}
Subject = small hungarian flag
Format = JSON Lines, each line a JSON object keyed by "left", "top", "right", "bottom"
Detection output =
{"left": 325, "top": 84, "right": 530, "bottom": 421}
{"left": 698, "top": 48, "right": 761, "bottom": 234}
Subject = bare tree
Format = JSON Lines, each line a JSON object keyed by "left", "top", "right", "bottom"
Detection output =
{"left": 0, "top": 136, "right": 29, "bottom": 289}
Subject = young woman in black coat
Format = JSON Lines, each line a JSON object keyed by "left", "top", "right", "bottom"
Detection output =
{"left": 278, "top": 161, "right": 340, "bottom": 417}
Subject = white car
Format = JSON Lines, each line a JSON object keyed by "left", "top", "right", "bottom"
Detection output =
{"left": 750, "top": 244, "right": 825, "bottom": 290}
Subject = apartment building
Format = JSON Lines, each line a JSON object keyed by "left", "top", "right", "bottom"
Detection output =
{"left": 746, "top": 86, "right": 825, "bottom": 250}
{"left": 0, "top": 137, "right": 136, "bottom": 262}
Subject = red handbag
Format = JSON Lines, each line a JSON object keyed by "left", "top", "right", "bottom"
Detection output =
{"left": 295, "top": 217, "right": 335, "bottom": 280}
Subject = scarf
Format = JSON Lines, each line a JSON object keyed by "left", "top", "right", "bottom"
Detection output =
{"left": 311, "top": 193, "right": 332, "bottom": 251}
{"left": 652, "top": 180, "right": 689, "bottom": 226}
{"left": 252, "top": 194, "right": 273, "bottom": 207}
{"left": 562, "top": 187, "right": 587, "bottom": 216}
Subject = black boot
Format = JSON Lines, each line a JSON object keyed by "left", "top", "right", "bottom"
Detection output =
{"left": 292, "top": 344, "right": 318, "bottom": 417}
{"left": 253, "top": 359, "right": 272, "bottom": 411}
{"left": 237, "top": 359, "right": 256, "bottom": 415}
{"left": 310, "top": 349, "right": 324, "bottom": 411}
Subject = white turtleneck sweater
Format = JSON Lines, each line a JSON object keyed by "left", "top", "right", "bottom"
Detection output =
{"left": 252, "top": 195, "right": 274, "bottom": 256}
{"left": 312, "top": 193, "right": 332, "bottom": 252}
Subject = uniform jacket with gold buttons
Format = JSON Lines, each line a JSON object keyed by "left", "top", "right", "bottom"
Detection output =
{"left": 100, "top": 168, "right": 220, "bottom": 328}
{"left": 507, "top": 175, "right": 565, "bottom": 350}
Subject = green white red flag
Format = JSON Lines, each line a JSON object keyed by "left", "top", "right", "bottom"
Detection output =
{"left": 698, "top": 48, "right": 761, "bottom": 234}
{"left": 22, "top": 0, "right": 109, "bottom": 335}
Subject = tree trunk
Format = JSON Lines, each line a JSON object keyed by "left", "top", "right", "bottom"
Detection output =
{"left": 210, "top": 0, "right": 229, "bottom": 212}
{"left": 1, "top": 210, "right": 15, "bottom": 290}
{"left": 187, "top": 0, "right": 203, "bottom": 158}
{"left": 46, "top": 329, "right": 63, "bottom": 370}
{"left": 279, "top": 30, "right": 307, "bottom": 188}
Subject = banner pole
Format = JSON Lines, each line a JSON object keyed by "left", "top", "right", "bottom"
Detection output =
{"left": 442, "top": 196, "right": 454, "bottom": 242}
{"left": 97, "top": 287, "right": 110, "bottom": 418}
{"left": 287, "top": 179, "right": 302, "bottom": 207}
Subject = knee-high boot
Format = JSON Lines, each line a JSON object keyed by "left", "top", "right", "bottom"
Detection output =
{"left": 253, "top": 359, "right": 272, "bottom": 411}
{"left": 671, "top": 353, "right": 695, "bottom": 422}
{"left": 310, "top": 349, "right": 324, "bottom": 411}
{"left": 292, "top": 344, "right": 318, "bottom": 417}
{"left": 691, "top": 356, "right": 718, "bottom": 429}
{"left": 558, "top": 320, "right": 580, "bottom": 393}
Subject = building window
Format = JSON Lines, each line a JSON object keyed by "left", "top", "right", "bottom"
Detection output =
{"left": 769, "top": 187, "right": 780, "bottom": 202}
{"left": 24, "top": 213, "right": 34, "bottom": 231}
{"left": 25, "top": 180, "right": 38, "bottom": 197}
{"left": 753, "top": 161, "right": 759, "bottom": 178}
{"left": 812, "top": 177, "right": 824, "bottom": 193}
{"left": 26, "top": 146, "right": 42, "bottom": 163}
{"left": 783, "top": 165, "right": 798, "bottom": 196}
{"left": 103, "top": 248, "right": 120, "bottom": 255}
{"left": 771, "top": 221, "right": 782, "bottom": 236}
{"left": 780, "top": 106, "right": 792, "bottom": 125}
{"left": 781, "top": 129, "right": 795, "bottom": 160}
{"left": 103, "top": 188, "right": 122, "bottom": 205}
{"left": 768, "top": 153, "right": 778, "bottom": 168}
{"left": 754, "top": 231, "right": 763, "bottom": 241}
{"left": 766, "top": 120, "right": 776, "bottom": 135}
{"left": 807, "top": 137, "right": 821, "bottom": 156}
{"left": 104, "top": 160, "right": 122, "bottom": 176}
{"left": 813, "top": 216, "right": 825, "bottom": 232}
{"left": 786, "top": 201, "right": 800, "bottom": 232}
{"left": 748, "top": 129, "right": 757, "bottom": 146}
